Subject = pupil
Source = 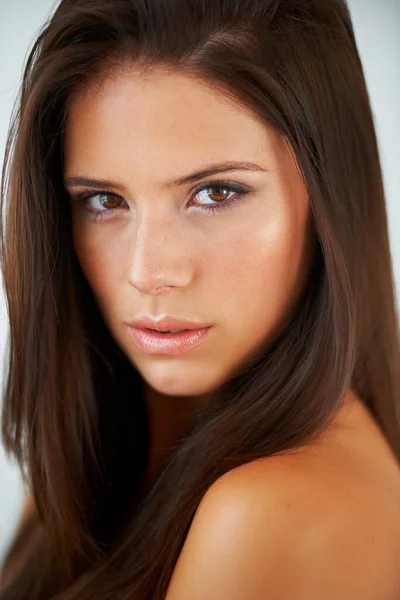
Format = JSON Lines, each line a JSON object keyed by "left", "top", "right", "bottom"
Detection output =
{"left": 211, "top": 186, "right": 228, "bottom": 202}
{"left": 100, "top": 194, "right": 119, "bottom": 208}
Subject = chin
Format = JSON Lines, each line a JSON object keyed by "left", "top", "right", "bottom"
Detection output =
{"left": 139, "top": 361, "right": 226, "bottom": 398}
{"left": 146, "top": 377, "right": 218, "bottom": 398}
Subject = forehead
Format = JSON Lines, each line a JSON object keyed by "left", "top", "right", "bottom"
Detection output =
{"left": 63, "top": 66, "right": 284, "bottom": 179}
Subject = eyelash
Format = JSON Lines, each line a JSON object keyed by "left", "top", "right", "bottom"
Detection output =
{"left": 70, "top": 179, "right": 251, "bottom": 222}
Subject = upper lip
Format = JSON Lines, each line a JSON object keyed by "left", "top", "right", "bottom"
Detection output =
{"left": 126, "top": 315, "right": 211, "bottom": 332}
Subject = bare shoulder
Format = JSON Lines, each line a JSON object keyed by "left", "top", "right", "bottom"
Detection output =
{"left": 166, "top": 399, "right": 400, "bottom": 599}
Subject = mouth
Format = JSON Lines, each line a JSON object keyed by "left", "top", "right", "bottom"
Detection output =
{"left": 145, "top": 328, "right": 187, "bottom": 334}
{"left": 127, "top": 325, "right": 212, "bottom": 356}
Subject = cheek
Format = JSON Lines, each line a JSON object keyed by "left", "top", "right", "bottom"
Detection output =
{"left": 207, "top": 203, "right": 311, "bottom": 334}
{"left": 72, "top": 220, "right": 122, "bottom": 315}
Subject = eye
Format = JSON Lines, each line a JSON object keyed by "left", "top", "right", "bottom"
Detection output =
{"left": 82, "top": 192, "right": 122, "bottom": 211}
{"left": 189, "top": 180, "right": 251, "bottom": 213}
{"left": 68, "top": 190, "right": 127, "bottom": 221}
{"left": 194, "top": 184, "right": 235, "bottom": 205}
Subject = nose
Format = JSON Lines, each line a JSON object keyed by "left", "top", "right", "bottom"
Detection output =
{"left": 126, "top": 213, "right": 193, "bottom": 296}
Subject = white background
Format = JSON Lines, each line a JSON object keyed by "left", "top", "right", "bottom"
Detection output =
{"left": 0, "top": 0, "right": 399, "bottom": 559}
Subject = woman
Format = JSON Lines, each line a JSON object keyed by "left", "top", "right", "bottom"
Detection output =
{"left": 1, "top": 0, "right": 400, "bottom": 598}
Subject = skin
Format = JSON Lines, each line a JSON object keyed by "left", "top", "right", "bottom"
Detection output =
{"left": 164, "top": 393, "right": 400, "bottom": 599}
{"left": 63, "top": 65, "right": 317, "bottom": 475}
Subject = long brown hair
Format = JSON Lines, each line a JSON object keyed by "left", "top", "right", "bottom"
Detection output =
{"left": 1, "top": 0, "right": 400, "bottom": 598}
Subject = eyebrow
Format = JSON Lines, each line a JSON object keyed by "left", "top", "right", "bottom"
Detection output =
{"left": 63, "top": 160, "right": 267, "bottom": 191}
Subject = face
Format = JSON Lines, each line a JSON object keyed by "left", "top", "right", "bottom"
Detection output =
{"left": 63, "top": 66, "right": 315, "bottom": 399}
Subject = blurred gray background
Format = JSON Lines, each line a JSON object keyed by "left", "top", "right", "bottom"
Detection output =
{"left": 0, "top": 0, "right": 399, "bottom": 559}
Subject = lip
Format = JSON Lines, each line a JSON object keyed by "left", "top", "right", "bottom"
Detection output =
{"left": 127, "top": 325, "right": 212, "bottom": 355}
{"left": 126, "top": 315, "right": 211, "bottom": 332}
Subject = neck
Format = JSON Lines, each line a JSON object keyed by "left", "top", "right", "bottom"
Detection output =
{"left": 142, "top": 383, "right": 211, "bottom": 488}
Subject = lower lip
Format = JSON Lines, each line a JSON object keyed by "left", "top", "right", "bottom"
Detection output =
{"left": 128, "top": 326, "right": 212, "bottom": 355}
